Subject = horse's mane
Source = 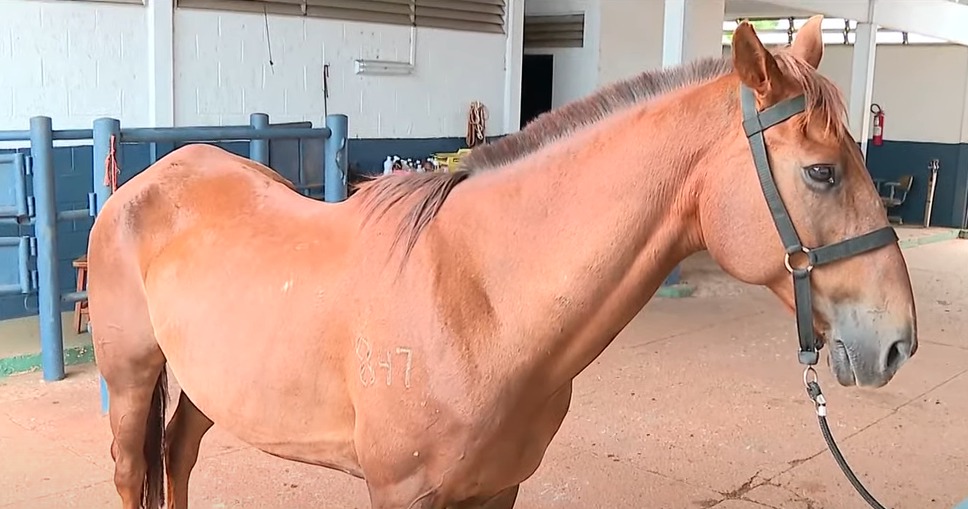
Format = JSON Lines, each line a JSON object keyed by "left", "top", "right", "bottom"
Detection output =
{"left": 354, "top": 51, "right": 846, "bottom": 260}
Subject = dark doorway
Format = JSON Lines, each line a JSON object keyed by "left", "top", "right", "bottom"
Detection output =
{"left": 520, "top": 54, "right": 554, "bottom": 129}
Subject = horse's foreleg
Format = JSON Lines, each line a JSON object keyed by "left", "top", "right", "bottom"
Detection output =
{"left": 368, "top": 481, "right": 520, "bottom": 509}
{"left": 165, "top": 391, "right": 214, "bottom": 509}
{"left": 451, "top": 485, "right": 519, "bottom": 509}
{"left": 479, "top": 485, "right": 519, "bottom": 509}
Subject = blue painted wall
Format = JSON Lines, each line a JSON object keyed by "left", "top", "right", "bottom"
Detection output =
{"left": 348, "top": 136, "right": 502, "bottom": 174}
{"left": 864, "top": 140, "right": 968, "bottom": 229}
{"left": 0, "top": 141, "right": 249, "bottom": 321}
{"left": 0, "top": 136, "right": 471, "bottom": 321}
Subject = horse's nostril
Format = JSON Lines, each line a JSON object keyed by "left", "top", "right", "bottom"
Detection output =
{"left": 885, "top": 339, "right": 911, "bottom": 373}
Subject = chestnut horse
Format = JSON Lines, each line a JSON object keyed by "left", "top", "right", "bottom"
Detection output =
{"left": 88, "top": 17, "right": 917, "bottom": 509}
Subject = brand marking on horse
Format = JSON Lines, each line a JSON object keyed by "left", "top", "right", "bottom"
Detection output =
{"left": 356, "top": 339, "right": 414, "bottom": 388}
{"left": 396, "top": 346, "right": 413, "bottom": 388}
{"left": 355, "top": 336, "right": 376, "bottom": 387}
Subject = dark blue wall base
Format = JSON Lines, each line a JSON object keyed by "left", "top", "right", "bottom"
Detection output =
{"left": 0, "top": 136, "right": 479, "bottom": 321}
{"left": 0, "top": 134, "right": 964, "bottom": 321}
{"left": 0, "top": 141, "right": 250, "bottom": 321}
{"left": 864, "top": 139, "right": 968, "bottom": 228}
{"left": 348, "top": 136, "right": 502, "bottom": 174}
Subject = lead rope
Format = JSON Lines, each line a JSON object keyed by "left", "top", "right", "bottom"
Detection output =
{"left": 104, "top": 134, "right": 120, "bottom": 192}
{"left": 466, "top": 101, "right": 487, "bottom": 148}
{"left": 803, "top": 368, "right": 889, "bottom": 509}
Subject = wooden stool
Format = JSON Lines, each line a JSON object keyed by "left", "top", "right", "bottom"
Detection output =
{"left": 73, "top": 255, "right": 89, "bottom": 334}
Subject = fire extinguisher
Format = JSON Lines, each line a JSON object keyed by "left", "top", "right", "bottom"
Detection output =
{"left": 870, "top": 103, "right": 884, "bottom": 146}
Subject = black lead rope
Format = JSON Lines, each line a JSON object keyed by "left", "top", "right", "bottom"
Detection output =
{"left": 804, "top": 369, "right": 889, "bottom": 509}
{"left": 739, "top": 83, "right": 897, "bottom": 509}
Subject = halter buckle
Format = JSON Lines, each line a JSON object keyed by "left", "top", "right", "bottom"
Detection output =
{"left": 784, "top": 247, "right": 814, "bottom": 274}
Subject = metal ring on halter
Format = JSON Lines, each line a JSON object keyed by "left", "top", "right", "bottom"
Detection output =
{"left": 784, "top": 246, "right": 814, "bottom": 273}
{"left": 803, "top": 366, "right": 819, "bottom": 388}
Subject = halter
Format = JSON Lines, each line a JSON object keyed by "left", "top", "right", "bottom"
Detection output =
{"left": 739, "top": 84, "right": 899, "bottom": 367}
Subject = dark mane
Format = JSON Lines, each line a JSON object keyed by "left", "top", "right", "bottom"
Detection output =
{"left": 354, "top": 51, "right": 846, "bottom": 261}
{"left": 459, "top": 56, "right": 734, "bottom": 172}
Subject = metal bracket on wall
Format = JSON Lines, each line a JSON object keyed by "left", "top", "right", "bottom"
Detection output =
{"left": 88, "top": 192, "right": 98, "bottom": 217}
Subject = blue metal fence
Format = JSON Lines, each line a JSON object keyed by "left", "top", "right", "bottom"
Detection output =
{"left": 0, "top": 112, "right": 349, "bottom": 411}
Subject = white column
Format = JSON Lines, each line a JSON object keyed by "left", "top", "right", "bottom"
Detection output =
{"left": 956, "top": 52, "right": 968, "bottom": 229}
{"left": 849, "top": 21, "right": 878, "bottom": 157}
{"left": 148, "top": 0, "right": 175, "bottom": 127}
{"left": 663, "top": 0, "right": 726, "bottom": 68}
{"left": 662, "top": 0, "right": 686, "bottom": 67}
{"left": 503, "top": 0, "right": 525, "bottom": 134}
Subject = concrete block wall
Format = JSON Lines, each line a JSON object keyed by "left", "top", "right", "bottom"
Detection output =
{"left": 0, "top": 1, "right": 152, "bottom": 129}
{"left": 0, "top": 0, "right": 515, "bottom": 156}
{"left": 173, "top": 9, "right": 508, "bottom": 139}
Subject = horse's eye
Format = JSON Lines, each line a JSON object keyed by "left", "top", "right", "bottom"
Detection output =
{"left": 804, "top": 165, "right": 836, "bottom": 185}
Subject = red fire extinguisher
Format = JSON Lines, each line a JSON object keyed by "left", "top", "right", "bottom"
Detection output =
{"left": 871, "top": 104, "right": 884, "bottom": 146}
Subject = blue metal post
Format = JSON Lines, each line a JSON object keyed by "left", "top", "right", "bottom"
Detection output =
{"left": 663, "top": 264, "right": 682, "bottom": 286}
{"left": 93, "top": 117, "right": 121, "bottom": 414}
{"left": 249, "top": 113, "right": 270, "bottom": 166}
{"left": 93, "top": 118, "right": 121, "bottom": 217}
{"left": 99, "top": 364, "right": 109, "bottom": 415}
{"left": 30, "top": 116, "right": 66, "bottom": 382}
{"left": 324, "top": 114, "right": 349, "bottom": 203}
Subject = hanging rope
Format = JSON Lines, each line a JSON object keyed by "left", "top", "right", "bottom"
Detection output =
{"left": 466, "top": 101, "right": 488, "bottom": 148}
{"left": 104, "top": 134, "right": 120, "bottom": 192}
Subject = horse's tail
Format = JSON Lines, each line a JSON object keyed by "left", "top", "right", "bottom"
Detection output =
{"left": 143, "top": 366, "right": 169, "bottom": 509}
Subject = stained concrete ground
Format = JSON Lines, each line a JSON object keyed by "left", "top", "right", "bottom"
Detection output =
{"left": 1, "top": 236, "right": 967, "bottom": 508}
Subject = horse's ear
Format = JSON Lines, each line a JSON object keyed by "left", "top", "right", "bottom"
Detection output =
{"left": 791, "top": 15, "right": 824, "bottom": 69}
{"left": 731, "top": 20, "right": 782, "bottom": 97}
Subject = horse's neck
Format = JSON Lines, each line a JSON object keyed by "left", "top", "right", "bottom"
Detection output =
{"left": 444, "top": 91, "right": 720, "bottom": 388}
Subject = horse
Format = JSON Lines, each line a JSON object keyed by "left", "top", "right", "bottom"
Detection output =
{"left": 87, "top": 16, "right": 917, "bottom": 509}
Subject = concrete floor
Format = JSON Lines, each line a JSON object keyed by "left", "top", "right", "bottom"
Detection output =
{"left": 1, "top": 237, "right": 967, "bottom": 508}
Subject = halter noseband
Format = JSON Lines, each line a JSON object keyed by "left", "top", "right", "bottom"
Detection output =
{"left": 739, "top": 84, "right": 899, "bottom": 366}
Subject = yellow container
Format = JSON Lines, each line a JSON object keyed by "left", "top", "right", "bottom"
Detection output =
{"left": 433, "top": 148, "right": 473, "bottom": 172}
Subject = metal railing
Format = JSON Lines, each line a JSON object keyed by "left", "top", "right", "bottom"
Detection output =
{"left": 0, "top": 113, "right": 349, "bottom": 396}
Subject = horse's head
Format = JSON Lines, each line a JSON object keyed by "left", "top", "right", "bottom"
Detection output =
{"left": 699, "top": 16, "right": 917, "bottom": 388}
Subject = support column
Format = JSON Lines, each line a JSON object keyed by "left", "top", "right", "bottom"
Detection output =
{"left": 662, "top": 0, "right": 686, "bottom": 67}
{"left": 29, "top": 116, "right": 65, "bottom": 382}
{"left": 658, "top": 0, "right": 723, "bottom": 298}
{"left": 664, "top": 0, "right": 726, "bottom": 67}
{"left": 954, "top": 52, "right": 968, "bottom": 229}
{"left": 148, "top": 0, "right": 175, "bottom": 127}
{"left": 324, "top": 114, "right": 349, "bottom": 203}
{"left": 249, "top": 113, "right": 270, "bottom": 165}
{"left": 849, "top": 21, "right": 878, "bottom": 158}
{"left": 93, "top": 117, "right": 121, "bottom": 414}
{"left": 503, "top": 0, "right": 524, "bottom": 133}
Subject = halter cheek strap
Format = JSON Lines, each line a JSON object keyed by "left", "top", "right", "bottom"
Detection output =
{"left": 739, "top": 85, "right": 899, "bottom": 366}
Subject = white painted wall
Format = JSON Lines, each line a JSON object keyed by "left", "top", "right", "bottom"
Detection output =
{"left": 597, "top": 0, "right": 664, "bottom": 85}
{"left": 0, "top": 0, "right": 515, "bottom": 139}
{"left": 816, "top": 44, "right": 968, "bottom": 144}
{"left": 174, "top": 9, "right": 508, "bottom": 137}
{"left": 523, "top": 0, "right": 601, "bottom": 109}
{"left": 736, "top": 43, "right": 968, "bottom": 144}
{"left": 524, "top": 0, "right": 722, "bottom": 109}
{"left": 520, "top": 0, "right": 968, "bottom": 146}
{"left": 3, "top": 0, "right": 967, "bottom": 145}
{"left": 0, "top": 1, "right": 151, "bottom": 129}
